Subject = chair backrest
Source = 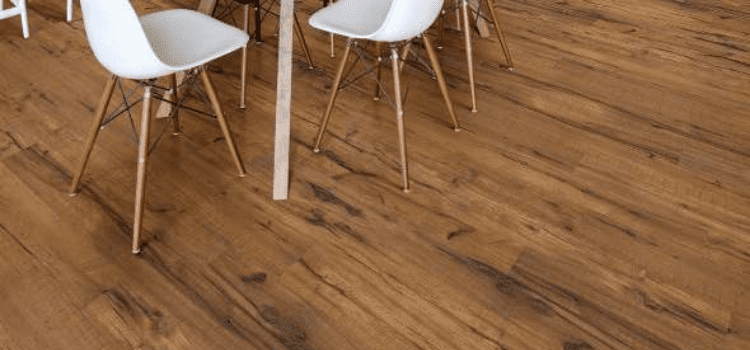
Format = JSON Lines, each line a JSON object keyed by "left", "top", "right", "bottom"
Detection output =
{"left": 368, "top": 0, "right": 444, "bottom": 42}
{"left": 79, "top": 0, "right": 172, "bottom": 79}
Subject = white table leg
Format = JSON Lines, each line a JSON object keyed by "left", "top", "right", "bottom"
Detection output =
{"left": 273, "top": 0, "right": 293, "bottom": 200}
{"left": 192, "top": 0, "right": 291, "bottom": 200}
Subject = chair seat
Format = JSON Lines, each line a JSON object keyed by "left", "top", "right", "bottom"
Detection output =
{"left": 140, "top": 9, "right": 249, "bottom": 71}
{"left": 308, "top": 0, "right": 392, "bottom": 39}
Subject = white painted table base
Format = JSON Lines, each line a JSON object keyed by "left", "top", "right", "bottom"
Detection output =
{"left": 273, "top": 0, "right": 293, "bottom": 200}
{"left": 196, "top": 0, "right": 292, "bottom": 200}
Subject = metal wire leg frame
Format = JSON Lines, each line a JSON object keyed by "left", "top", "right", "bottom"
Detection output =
{"left": 69, "top": 67, "right": 245, "bottom": 254}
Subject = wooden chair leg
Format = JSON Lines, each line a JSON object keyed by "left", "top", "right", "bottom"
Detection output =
{"left": 374, "top": 41, "right": 382, "bottom": 101}
{"left": 240, "top": 4, "right": 250, "bottom": 109}
{"left": 437, "top": 8, "right": 446, "bottom": 49}
{"left": 461, "top": 0, "right": 477, "bottom": 112}
{"left": 252, "top": 0, "right": 263, "bottom": 43}
{"left": 455, "top": 0, "right": 462, "bottom": 29}
{"left": 422, "top": 35, "right": 460, "bottom": 131}
{"left": 293, "top": 11, "right": 315, "bottom": 69}
{"left": 323, "top": 0, "right": 335, "bottom": 57}
{"left": 132, "top": 86, "right": 154, "bottom": 255}
{"left": 398, "top": 40, "right": 413, "bottom": 73}
{"left": 69, "top": 75, "right": 118, "bottom": 195}
{"left": 330, "top": 33, "right": 335, "bottom": 58}
{"left": 199, "top": 68, "right": 247, "bottom": 177}
{"left": 169, "top": 73, "right": 180, "bottom": 134}
{"left": 482, "top": 0, "right": 513, "bottom": 70}
{"left": 313, "top": 38, "right": 353, "bottom": 153}
{"left": 390, "top": 45, "right": 410, "bottom": 193}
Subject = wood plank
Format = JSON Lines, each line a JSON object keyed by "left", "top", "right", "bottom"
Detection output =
{"left": 0, "top": 0, "right": 749, "bottom": 348}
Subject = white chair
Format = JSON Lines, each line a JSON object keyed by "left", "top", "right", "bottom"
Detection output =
{"left": 69, "top": 0, "right": 249, "bottom": 254}
{"left": 0, "top": 0, "right": 29, "bottom": 39}
{"left": 309, "top": 0, "right": 460, "bottom": 192}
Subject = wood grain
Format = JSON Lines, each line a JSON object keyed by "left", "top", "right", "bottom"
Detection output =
{"left": 1, "top": 0, "right": 749, "bottom": 349}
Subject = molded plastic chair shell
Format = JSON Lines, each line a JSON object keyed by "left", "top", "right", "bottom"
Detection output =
{"left": 308, "top": 0, "right": 443, "bottom": 42}
{"left": 80, "top": 0, "right": 249, "bottom": 80}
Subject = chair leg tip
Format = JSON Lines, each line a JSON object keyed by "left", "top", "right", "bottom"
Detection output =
{"left": 238, "top": 172, "right": 247, "bottom": 178}
{"left": 507, "top": 67, "right": 514, "bottom": 71}
{"left": 313, "top": 147, "right": 321, "bottom": 154}
{"left": 373, "top": 97, "right": 380, "bottom": 101}
{"left": 68, "top": 191, "right": 79, "bottom": 198}
{"left": 454, "top": 127, "right": 461, "bottom": 132}
{"left": 402, "top": 187, "right": 410, "bottom": 193}
{"left": 238, "top": 105, "right": 246, "bottom": 110}
{"left": 471, "top": 108, "right": 478, "bottom": 113}
{"left": 132, "top": 248, "right": 141, "bottom": 255}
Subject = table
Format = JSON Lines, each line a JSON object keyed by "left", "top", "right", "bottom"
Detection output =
{"left": 196, "top": 0, "right": 293, "bottom": 200}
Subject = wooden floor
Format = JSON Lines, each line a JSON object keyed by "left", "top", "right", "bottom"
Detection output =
{"left": 1, "top": 0, "right": 749, "bottom": 348}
